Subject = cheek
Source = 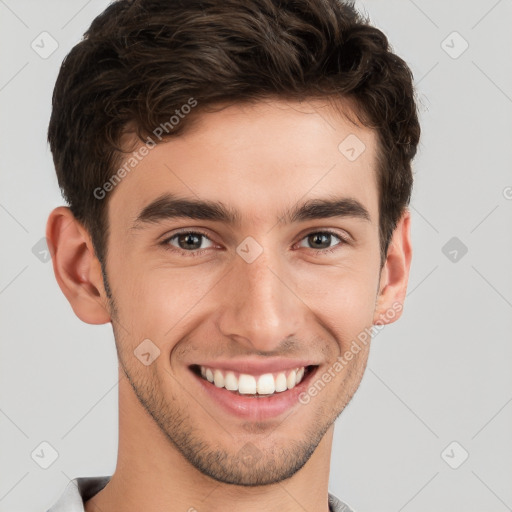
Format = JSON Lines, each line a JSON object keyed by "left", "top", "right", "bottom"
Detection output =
{"left": 294, "top": 261, "right": 379, "bottom": 349}
{"left": 110, "top": 261, "right": 222, "bottom": 343}
{"left": 322, "top": 291, "right": 376, "bottom": 352}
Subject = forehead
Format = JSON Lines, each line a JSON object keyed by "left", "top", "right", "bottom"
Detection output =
{"left": 108, "top": 98, "right": 379, "bottom": 229}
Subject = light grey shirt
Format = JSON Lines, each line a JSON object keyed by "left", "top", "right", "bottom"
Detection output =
{"left": 47, "top": 476, "right": 356, "bottom": 512}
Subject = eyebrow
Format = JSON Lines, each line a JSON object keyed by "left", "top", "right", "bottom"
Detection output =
{"left": 131, "top": 193, "right": 371, "bottom": 229}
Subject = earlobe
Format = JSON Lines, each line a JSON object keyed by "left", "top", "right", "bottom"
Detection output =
{"left": 373, "top": 209, "right": 412, "bottom": 326}
{"left": 46, "top": 206, "right": 111, "bottom": 325}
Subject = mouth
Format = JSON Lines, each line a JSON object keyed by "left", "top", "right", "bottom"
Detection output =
{"left": 188, "top": 363, "right": 320, "bottom": 420}
{"left": 189, "top": 364, "right": 317, "bottom": 397}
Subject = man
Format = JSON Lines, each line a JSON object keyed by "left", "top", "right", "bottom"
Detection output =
{"left": 45, "top": 0, "right": 420, "bottom": 510}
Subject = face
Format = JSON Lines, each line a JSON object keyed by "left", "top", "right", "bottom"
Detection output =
{"left": 91, "top": 98, "right": 399, "bottom": 485}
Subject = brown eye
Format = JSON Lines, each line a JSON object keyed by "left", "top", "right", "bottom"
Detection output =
{"left": 163, "top": 231, "right": 214, "bottom": 253}
{"left": 176, "top": 233, "right": 203, "bottom": 250}
{"left": 307, "top": 233, "right": 334, "bottom": 249}
{"left": 297, "top": 230, "right": 348, "bottom": 253}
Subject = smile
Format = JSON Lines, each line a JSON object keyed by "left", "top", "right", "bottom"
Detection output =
{"left": 189, "top": 363, "right": 320, "bottom": 420}
{"left": 194, "top": 365, "right": 312, "bottom": 396}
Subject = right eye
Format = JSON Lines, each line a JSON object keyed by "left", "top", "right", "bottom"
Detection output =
{"left": 161, "top": 230, "right": 216, "bottom": 256}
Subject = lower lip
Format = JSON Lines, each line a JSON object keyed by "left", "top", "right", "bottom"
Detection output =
{"left": 191, "top": 365, "right": 319, "bottom": 421}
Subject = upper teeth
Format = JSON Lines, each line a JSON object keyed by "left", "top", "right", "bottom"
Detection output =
{"left": 199, "top": 365, "right": 306, "bottom": 395}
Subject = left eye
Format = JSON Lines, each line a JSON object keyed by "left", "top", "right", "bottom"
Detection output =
{"left": 297, "top": 231, "right": 344, "bottom": 251}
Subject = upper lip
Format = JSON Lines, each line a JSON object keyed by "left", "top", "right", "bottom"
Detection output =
{"left": 191, "top": 358, "right": 318, "bottom": 375}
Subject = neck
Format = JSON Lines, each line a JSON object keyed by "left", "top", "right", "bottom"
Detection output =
{"left": 85, "top": 368, "right": 334, "bottom": 512}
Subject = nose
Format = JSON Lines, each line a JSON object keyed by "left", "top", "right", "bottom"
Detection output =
{"left": 215, "top": 244, "right": 306, "bottom": 353}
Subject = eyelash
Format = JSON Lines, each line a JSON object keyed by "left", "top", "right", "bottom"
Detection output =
{"left": 160, "top": 229, "right": 350, "bottom": 257}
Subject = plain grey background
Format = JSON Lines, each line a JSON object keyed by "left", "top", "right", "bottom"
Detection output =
{"left": 1, "top": 1, "right": 511, "bottom": 511}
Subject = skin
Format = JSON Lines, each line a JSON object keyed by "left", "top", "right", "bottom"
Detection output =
{"left": 46, "top": 98, "right": 412, "bottom": 512}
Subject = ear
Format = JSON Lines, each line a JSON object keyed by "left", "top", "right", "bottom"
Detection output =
{"left": 46, "top": 206, "right": 111, "bottom": 324}
{"left": 373, "top": 209, "right": 412, "bottom": 325}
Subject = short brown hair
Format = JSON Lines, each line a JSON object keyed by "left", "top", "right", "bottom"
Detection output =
{"left": 47, "top": 0, "right": 420, "bottom": 269}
